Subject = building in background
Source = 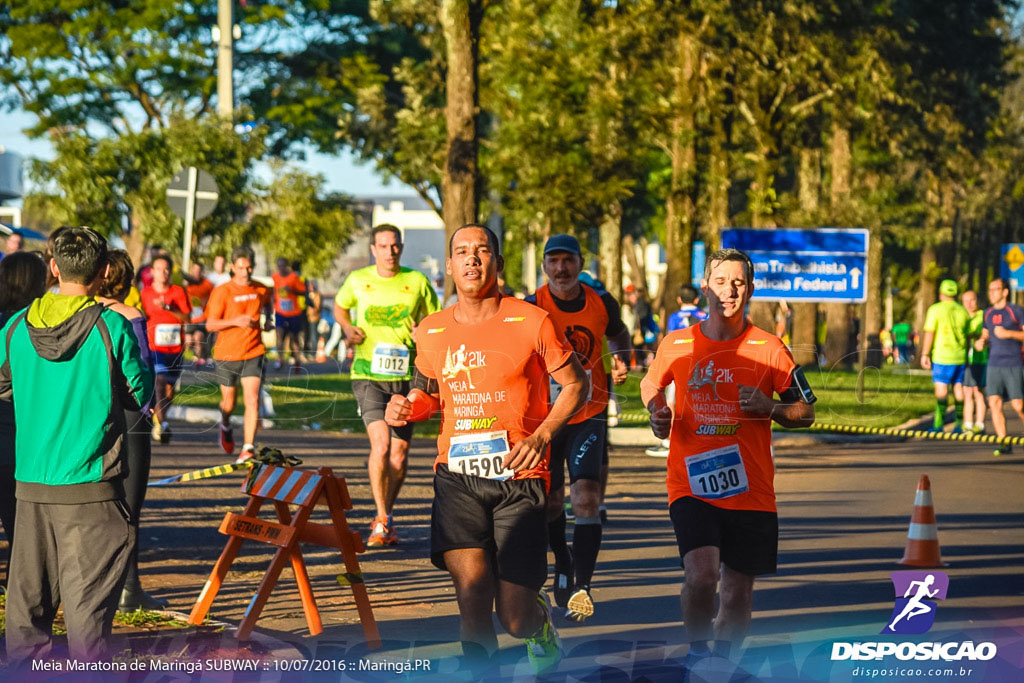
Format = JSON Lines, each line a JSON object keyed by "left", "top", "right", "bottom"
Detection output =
{"left": 366, "top": 195, "right": 445, "bottom": 282}
{"left": 0, "top": 148, "right": 24, "bottom": 228}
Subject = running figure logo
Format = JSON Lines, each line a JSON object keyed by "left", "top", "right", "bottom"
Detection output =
{"left": 442, "top": 344, "right": 485, "bottom": 389}
{"left": 687, "top": 360, "right": 721, "bottom": 399}
{"left": 882, "top": 571, "right": 949, "bottom": 635}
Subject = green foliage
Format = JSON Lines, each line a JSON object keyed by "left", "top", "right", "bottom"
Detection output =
{"left": 113, "top": 610, "right": 186, "bottom": 628}
{"left": 246, "top": 163, "right": 358, "bottom": 278}
{"left": 4, "top": 0, "right": 1023, "bottom": 301}
{"left": 26, "top": 117, "right": 264, "bottom": 256}
{"left": 0, "top": 0, "right": 217, "bottom": 134}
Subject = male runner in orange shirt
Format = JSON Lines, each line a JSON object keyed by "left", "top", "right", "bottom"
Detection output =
{"left": 641, "top": 248, "right": 816, "bottom": 665}
{"left": 205, "top": 246, "right": 274, "bottom": 463}
{"left": 185, "top": 261, "right": 214, "bottom": 367}
{"left": 385, "top": 224, "right": 588, "bottom": 675}
{"left": 526, "top": 234, "right": 631, "bottom": 622}
{"left": 272, "top": 257, "right": 307, "bottom": 373}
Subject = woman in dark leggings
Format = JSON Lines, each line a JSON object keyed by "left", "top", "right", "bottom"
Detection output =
{"left": 0, "top": 251, "right": 48, "bottom": 584}
{"left": 98, "top": 250, "right": 167, "bottom": 611}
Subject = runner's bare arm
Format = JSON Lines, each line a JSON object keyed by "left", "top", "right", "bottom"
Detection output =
{"left": 919, "top": 330, "right": 935, "bottom": 369}
{"left": 608, "top": 327, "right": 632, "bottom": 384}
{"left": 165, "top": 309, "right": 190, "bottom": 324}
{"left": 204, "top": 314, "right": 254, "bottom": 331}
{"left": 975, "top": 327, "right": 989, "bottom": 351}
{"left": 504, "top": 354, "right": 589, "bottom": 472}
{"left": 640, "top": 378, "right": 672, "bottom": 439}
{"left": 992, "top": 326, "right": 1024, "bottom": 341}
{"left": 738, "top": 368, "right": 816, "bottom": 428}
{"left": 334, "top": 305, "right": 365, "bottom": 345}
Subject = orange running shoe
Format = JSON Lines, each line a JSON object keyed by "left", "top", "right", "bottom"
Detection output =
{"left": 367, "top": 516, "right": 398, "bottom": 547}
{"left": 219, "top": 424, "right": 235, "bottom": 455}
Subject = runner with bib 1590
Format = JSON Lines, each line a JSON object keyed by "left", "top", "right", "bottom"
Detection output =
{"left": 385, "top": 224, "right": 588, "bottom": 675}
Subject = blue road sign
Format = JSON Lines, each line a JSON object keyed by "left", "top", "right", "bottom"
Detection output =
{"left": 692, "top": 241, "right": 705, "bottom": 286}
{"left": 1000, "top": 244, "right": 1024, "bottom": 289}
{"left": 720, "top": 228, "right": 869, "bottom": 303}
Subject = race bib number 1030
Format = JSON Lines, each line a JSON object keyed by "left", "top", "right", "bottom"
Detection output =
{"left": 685, "top": 444, "right": 749, "bottom": 500}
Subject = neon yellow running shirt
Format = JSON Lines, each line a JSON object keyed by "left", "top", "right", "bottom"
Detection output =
{"left": 923, "top": 300, "right": 969, "bottom": 365}
{"left": 335, "top": 266, "right": 440, "bottom": 380}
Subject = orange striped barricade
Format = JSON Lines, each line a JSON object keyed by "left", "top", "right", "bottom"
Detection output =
{"left": 187, "top": 463, "right": 381, "bottom": 647}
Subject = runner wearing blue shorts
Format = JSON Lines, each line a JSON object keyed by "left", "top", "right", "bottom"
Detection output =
{"left": 920, "top": 280, "right": 969, "bottom": 432}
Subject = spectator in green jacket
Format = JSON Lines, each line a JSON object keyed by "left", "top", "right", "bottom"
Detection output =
{"left": 0, "top": 226, "right": 153, "bottom": 665}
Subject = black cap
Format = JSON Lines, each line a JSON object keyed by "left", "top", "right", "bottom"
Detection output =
{"left": 543, "top": 234, "right": 581, "bottom": 255}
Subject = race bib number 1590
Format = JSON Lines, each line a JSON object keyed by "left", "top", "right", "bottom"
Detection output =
{"left": 448, "top": 431, "right": 514, "bottom": 481}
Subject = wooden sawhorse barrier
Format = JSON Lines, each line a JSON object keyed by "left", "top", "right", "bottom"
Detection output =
{"left": 187, "top": 463, "right": 381, "bottom": 647}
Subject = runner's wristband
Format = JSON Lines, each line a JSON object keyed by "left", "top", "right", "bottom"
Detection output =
{"left": 406, "top": 389, "right": 440, "bottom": 422}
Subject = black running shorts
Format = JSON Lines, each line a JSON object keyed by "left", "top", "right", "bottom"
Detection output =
{"left": 986, "top": 365, "right": 1023, "bottom": 400}
{"left": 670, "top": 495, "right": 779, "bottom": 576}
{"left": 430, "top": 464, "right": 548, "bottom": 591}
{"left": 964, "top": 363, "right": 986, "bottom": 388}
{"left": 549, "top": 415, "right": 606, "bottom": 490}
{"left": 215, "top": 355, "right": 265, "bottom": 387}
{"left": 352, "top": 379, "right": 413, "bottom": 441}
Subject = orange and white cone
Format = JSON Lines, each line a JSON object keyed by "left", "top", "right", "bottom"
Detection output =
{"left": 315, "top": 336, "right": 326, "bottom": 363}
{"left": 898, "top": 475, "right": 947, "bottom": 567}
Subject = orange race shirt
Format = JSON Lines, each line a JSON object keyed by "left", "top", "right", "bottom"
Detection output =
{"left": 140, "top": 284, "right": 192, "bottom": 354}
{"left": 206, "top": 280, "right": 271, "bottom": 361}
{"left": 272, "top": 272, "right": 306, "bottom": 317}
{"left": 644, "top": 323, "right": 797, "bottom": 512}
{"left": 187, "top": 278, "right": 215, "bottom": 323}
{"left": 414, "top": 296, "right": 574, "bottom": 486}
{"left": 535, "top": 284, "right": 610, "bottom": 423}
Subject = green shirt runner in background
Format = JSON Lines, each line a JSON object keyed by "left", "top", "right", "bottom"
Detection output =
{"left": 923, "top": 300, "right": 970, "bottom": 365}
{"left": 966, "top": 310, "right": 987, "bottom": 365}
{"left": 335, "top": 265, "right": 440, "bottom": 380}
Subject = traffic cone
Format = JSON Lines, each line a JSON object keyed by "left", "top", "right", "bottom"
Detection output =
{"left": 315, "top": 336, "right": 326, "bottom": 363}
{"left": 898, "top": 475, "right": 947, "bottom": 567}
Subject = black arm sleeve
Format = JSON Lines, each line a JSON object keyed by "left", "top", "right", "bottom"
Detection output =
{"left": 600, "top": 292, "right": 628, "bottom": 337}
{"left": 778, "top": 366, "right": 817, "bottom": 404}
{"left": 412, "top": 366, "right": 439, "bottom": 394}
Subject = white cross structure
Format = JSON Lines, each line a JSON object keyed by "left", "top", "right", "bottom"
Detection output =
{"left": 166, "top": 167, "right": 219, "bottom": 271}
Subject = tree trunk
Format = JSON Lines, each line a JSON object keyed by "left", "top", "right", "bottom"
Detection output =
{"left": 622, "top": 234, "right": 646, "bottom": 296}
{"left": 791, "top": 147, "right": 821, "bottom": 365}
{"left": 863, "top": 225, "right": 884, "bottom": 365}
{"left": 915, "top": 242, "right": 937, "bottom": 336}
{"left": 706, "top": 113, "right": 729, "bottom": 252}
{"left": 598, "top": 202, "right": 623, "bottom": 299}
{"left": 662, "top": 31, "right": 698, "bottom": 319}
{"left": 440, "top": 0, "right": 481, "bottom": 298}
{"left": 823, "top": 124, "right": 853, "bottom": 367}
{"left": 123, "top": 211, "right": 147, "bottom": 268}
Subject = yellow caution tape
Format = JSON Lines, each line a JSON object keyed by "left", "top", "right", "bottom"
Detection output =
{"left": 336, "top": 571, "right": 364, "bottom": 586}
{"left": 805, "top": 422, "right": 1024, "bottom": 445}
{"left": 149, "top": 461, "right": 249, "bottom": 487}
{"left": 149, "top": 446, "right": 302, "bottom": 487}
{"left": 616, "top": 409, "right": 1024, "bottom": 445}
{"left": 266, "top": 383, "right": 355, "bottom": 400}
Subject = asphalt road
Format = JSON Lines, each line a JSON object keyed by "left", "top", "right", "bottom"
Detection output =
{"left": 124, "top": 415, "right": 1024, "bottom": 682}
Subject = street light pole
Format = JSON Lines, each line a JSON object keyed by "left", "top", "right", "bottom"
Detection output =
{"left": 217, "top": 0, "right": 233, "bottom": 118}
